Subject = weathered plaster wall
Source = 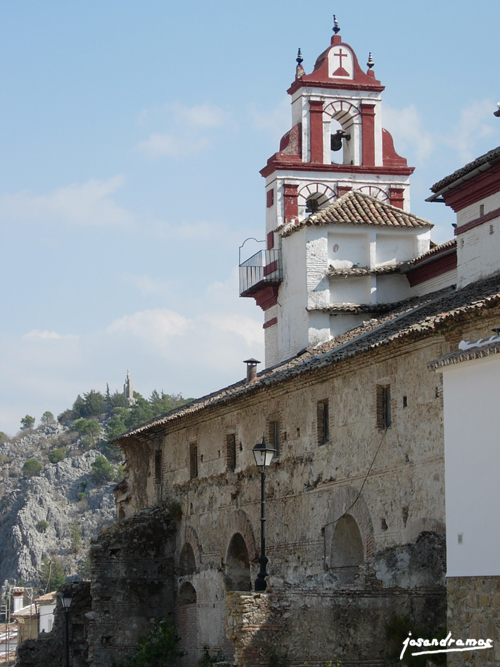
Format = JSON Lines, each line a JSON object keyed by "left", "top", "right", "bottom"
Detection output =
{"left": 447, "top": 576, "right": 500, "bottom": 667}
{"left": 117, "top": 326, "right": 468, "bottom": 663}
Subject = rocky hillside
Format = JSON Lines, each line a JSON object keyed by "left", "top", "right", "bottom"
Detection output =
{"left": 0, "top": 388, "right": 190, "bottom": 592}
{"left": 0, "top": 422, "right": 118, "bottom": 587}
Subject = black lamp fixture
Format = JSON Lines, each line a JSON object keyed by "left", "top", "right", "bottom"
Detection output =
{"left": 61, "top": 591, "right": 72, "bottom": 667}
{"left": 252, "top": 437, "right": 275, "bottom": 591}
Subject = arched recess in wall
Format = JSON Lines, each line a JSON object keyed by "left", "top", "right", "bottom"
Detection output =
{"left": 298, "top": 183, "right": 336, "bottom": 220}
{"left": 177, "top": 582, "right": 199, "bottom": 667}
{"left": 225, "top": 533, "right": 252, "bottom": 592}
{"left": 176, "top": 525, "right": 201, "bottom": 575}
{"left": 358, "top": 185, "right": 389, "bottom": 202}
{"left": 324, "top": 100, "right": 361, "bottom": 166}
{"left": 330, "top": 514, "right": 364, "bottom": 584}
{"left": 220, "top": 510, "right": 258, "bottom": 564}
{"left": 323, "top": 485, "right": 374, "bottom": 578}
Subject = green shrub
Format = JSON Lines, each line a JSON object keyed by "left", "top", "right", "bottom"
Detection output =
{"left": 22, "top": 459, "right": 42, "bottom": 477}
{"left": 36, "top": 520, "right": 49, "bottom": 533}
{"left": 122, "top": 617, "right": 183, "bottom": 667}
{"left": 20, "top": 415, "right": 35, "bottom": 431}
{"left": 70, "top": 521, "right": 82, "bottom": 553}
{"left": 91, "top": 456, "right": 115, "bottom": 485}
{"left": 48, "top": 448, "right": 66, "bottom": 464}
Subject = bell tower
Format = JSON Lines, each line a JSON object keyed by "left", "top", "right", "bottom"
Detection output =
{"left": 239, "top": 17, "right": 432, "bottom": 367}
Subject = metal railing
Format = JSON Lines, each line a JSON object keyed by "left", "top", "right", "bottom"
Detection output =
{"left": 239, "top": 249, "right": 282, "bottom": 296}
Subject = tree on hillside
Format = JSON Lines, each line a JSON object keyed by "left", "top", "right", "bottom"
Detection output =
{"left": 48, "top": 448, "right": 66, "bottom": 464}
{"left": 91, "top": 456, "right": 115, "bottom": 485}
{"left": 0, "top": 432, "right": 8, "bottom": 444}
{"left": 39, "top": 556, "right": 66, "bottom": 592}
{"left": 72, "top": 418, "right": 101, "bottom": 447}
{"left": 73, "top": 390, "right": 105, "bottom": 419}
{"left": 20, "top": 415, "right": 35, "bottom": 431}
{"left": 22, "top": 459, "right": 42, "bottom": 477}
{"left": 40, "top": 411, "right": 55, "bottom": 425}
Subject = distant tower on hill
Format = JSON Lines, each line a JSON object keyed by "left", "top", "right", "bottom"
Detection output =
{"left": 123, "top": 370, "right": 135, "bottom": 404}
{"left": 239, "top": 16, "right": 432, "bottom": 367}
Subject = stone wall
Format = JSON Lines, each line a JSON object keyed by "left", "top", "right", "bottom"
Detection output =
{"left": 447, "top": 576, "right": 500, "bottom": 666}
{"left": 87, "top": 505, "right": 177, "bottom": 667}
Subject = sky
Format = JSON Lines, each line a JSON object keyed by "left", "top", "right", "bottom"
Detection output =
{"left": 1, "top": 1, "right": 499, "bottom": 434}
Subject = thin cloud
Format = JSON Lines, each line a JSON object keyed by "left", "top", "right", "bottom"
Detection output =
{"left": 106, "top": 309, "right": 191, "bottom": 348}
{"left": 0, "top": 176, "right": 135, "bottom": 228}
{"left": 250, "top": 97, "right": 291, "bottom": 142}
{"left": 23, "top": 330, "right": 78, "bottom": 341}
{"left": 137, "top": 102, "right": 234, "bottom": 159}
{"left": 442, "top": 99, "right": 495, "bottom": 163}
{"left": 383, "top": 104, "right": 434, "bottom": 163}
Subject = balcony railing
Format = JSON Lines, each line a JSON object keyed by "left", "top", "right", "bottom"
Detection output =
{"left": 239, "top": 249, "right": 282, "bottom": 297}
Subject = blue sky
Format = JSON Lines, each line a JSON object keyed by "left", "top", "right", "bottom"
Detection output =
{"left": 1, "top": 1, "right": 499, "bottom": 434}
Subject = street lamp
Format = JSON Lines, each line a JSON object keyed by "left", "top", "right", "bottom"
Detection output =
{"left": 252, "top": 437, "right": 275, "bottom": 592}
{"left": 61, "top": 591, "right": 72, "bottom": 667}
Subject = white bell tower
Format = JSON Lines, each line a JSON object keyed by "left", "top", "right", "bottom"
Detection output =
{"left": 239, "top": 17, "right": 432, "bottom": 366}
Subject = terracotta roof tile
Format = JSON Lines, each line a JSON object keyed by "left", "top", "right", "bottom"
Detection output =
{"left": 281, "top": 190, "right": 432, "bottom": 237}
{"left": 430, "top": 146, "right": 500, "bottom": 194}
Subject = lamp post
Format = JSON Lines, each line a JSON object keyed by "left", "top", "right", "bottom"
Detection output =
{"left": 61, "top": 591, "right": 72, "bottom": 667}
{"left": 252, "top": 437, "right": 275, "bottom": 592}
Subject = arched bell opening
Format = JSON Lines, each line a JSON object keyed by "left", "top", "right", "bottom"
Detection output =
{"left": 225, "top": 532, "right": 252, "bottom": 592}
{"left": 330, "top": 117, "right": 352, "bottom": 165}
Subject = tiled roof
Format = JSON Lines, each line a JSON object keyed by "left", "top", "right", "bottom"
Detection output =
{"left": 307, "top": 302, "right": 403, "bottom": 314}
{"left": 115, "top": 272, "right": 500, "bottom": 444}
{"left": 405, "top": 239, "right": 456, "bottom": 266}
{"left": 281, "top": 190, "right": 433, "bottom": 237}
{"left": 428, "top": 336, "right": 500, "bottom": 370}
{"left": 34, "top": 592, "right": 56, "bottom": 604}
{"left": 327, "top": 263, "right": 402, "bottom": 277}
{"left": 11, "top": 604, "right": 36, "bottom": 619}
{"left": 430, "top": 146, "right": 500, "bottom": 194}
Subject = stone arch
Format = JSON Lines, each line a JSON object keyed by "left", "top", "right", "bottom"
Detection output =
{"left": 330, "top": 514, "right": 364, "bottom": 584}
{"left": 225, "top": 533, "right": 252, "bottom": 592}
{"left": 177, "top": 525, "right": 201, "bottom": 573}
{"left": 220, "top": 510, "right": 258, "bottom": 564}
{"left": 177, "top": 582, "right": 198, "bottom": 666}
{"left": 298, "top": 182, "right": 336, "bottom": 218}
{"left": 358, "top": 185, "right": 389, "bottom": 202}
{"left": 324, "top": 485, "right": 374, "bottom": 569}
{"left": 178, "top": 581, "right": 197, "bottom": 605}
{"left": 179, "top": 543, "right": 196, "bottom": 576}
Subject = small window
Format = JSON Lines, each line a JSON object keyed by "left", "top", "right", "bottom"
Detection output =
{"left": 376, "top": 385, "right": 392, "bottom": 430}
{"left": 189, "top": 442, "right": 198, "bottom": 479}
{"left": 268, "top": 420, "right": 280, "bottom": 458}
{"left": 154, "top": 450, "right": 162, "bottom": 484}
{"left": 317, "top": 400, "right": 330, "bottom": 445}
{"left": 226, "top": 433, "right": 236, "bottom": 472}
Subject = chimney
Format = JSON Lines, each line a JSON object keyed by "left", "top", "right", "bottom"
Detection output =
{"left": 13, "top": 588, "right": 24, "bottom": 613}
{"left": 243, "top": 358, "right": 260, "bottom": 384}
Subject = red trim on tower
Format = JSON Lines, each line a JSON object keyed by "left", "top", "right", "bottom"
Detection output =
{"left": 254, "top": 285, "right": 279, "bottom": 311}
{"left": 260, "top": 161, "right": 413, "bottom": 179}
{"left": 337, "top": 185, "right": 352, "bottom": 198}
{"left": 389, "top": 187, "right": 404, "bottom": 210}
{"left": 284, "top": 183, "right": 299, "bottom": 223}
{"left": 266, "top": 189, "right": 274, "bottom": 208}
{"left": 263, "top": 317, "right": 278, "bottom": 329}
{"left": 407, "top": 252, "right": 457, "bottom": 287}
{"left": 382, "top": 129, "right": 408, "bottom": 168}
{"left": 309, "top": 101, "right": 324, "bottom": 163}
{"left": 454, "top": 206, "right": 500, "bottom": 235}
{"left": 263, "top": 260, "right": 278, "bottom": 276}
{"left": 267, "top": 231, "right": 274, "bottom": 249}
{"left": 361, "top": 103, "right": 375, "bottom": 167}
{"left": 440, "top": 163, "right": 500, "bottom": 212}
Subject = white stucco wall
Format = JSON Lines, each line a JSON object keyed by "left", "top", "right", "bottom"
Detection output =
{"left": 328, "top": 230, "right": 370, "bottom": 268}
{"left": 457, "top": 213, "right": 500, "bottom": 288}
{"left": 279, "top": 230, "right": 308, "bottom": 361}
{"left": 439, "top": 352, "right": 500, "bottom": 576}
{"left": 410, "top": 268, "right": 457, "bottom": 297}
{"left": 39, "top": 602, "right": 55, "bottom": 633}
{"left": 375, "top": 274, "right": 413, "bottom": 303}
